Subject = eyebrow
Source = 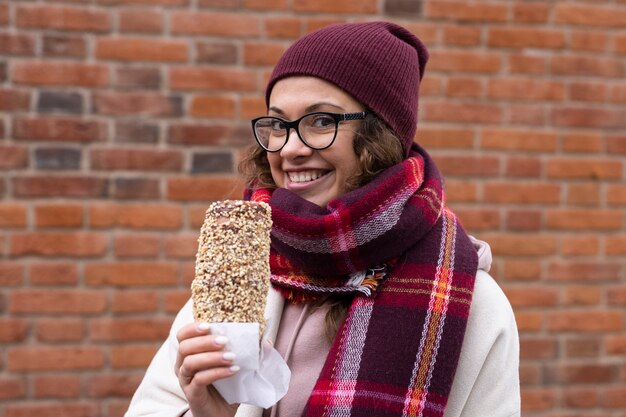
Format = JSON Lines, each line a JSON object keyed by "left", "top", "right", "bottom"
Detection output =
{"left": 268, "top": 102, "right": 345, "bottom": 117}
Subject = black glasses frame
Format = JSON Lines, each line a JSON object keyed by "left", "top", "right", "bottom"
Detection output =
{"left": 251, "top": 111, "right": 368, "bottom": 152}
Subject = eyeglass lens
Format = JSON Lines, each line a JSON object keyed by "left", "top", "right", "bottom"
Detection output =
{"left": 254, "top": 113, "right": 337, "bottom": 151}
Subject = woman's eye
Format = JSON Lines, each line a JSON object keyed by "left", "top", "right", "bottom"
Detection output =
{"left": 271, "top": 120, "right": 285, "bottom": 131}
{"left": 311, "top": 116, "right": 335, "bottom": 128}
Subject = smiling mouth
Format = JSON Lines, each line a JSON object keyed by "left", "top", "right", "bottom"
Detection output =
{"left": 287, "top": 170, "right": 330, "bottom": 183}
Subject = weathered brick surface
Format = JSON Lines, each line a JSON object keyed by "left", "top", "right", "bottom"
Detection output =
{"left": 2, "top": 3, "right": 625, "bottom": 416}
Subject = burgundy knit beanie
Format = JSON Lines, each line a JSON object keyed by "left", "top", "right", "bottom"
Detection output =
{"left": 266, "top": 21, "right": 429, "bottom": 155}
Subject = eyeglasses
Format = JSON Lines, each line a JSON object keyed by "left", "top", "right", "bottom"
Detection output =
{"left": 251, "top": 111, "right": 368, "bottom": 152}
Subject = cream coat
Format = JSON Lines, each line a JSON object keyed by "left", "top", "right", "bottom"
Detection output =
{"left": 126, "top": 239, "right": 520, "bottom": 417}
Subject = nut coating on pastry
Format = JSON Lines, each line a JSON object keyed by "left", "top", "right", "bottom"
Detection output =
{"left": 192, "top": 200, "right": 272, "bottom": 328}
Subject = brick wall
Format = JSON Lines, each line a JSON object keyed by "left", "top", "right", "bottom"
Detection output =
{"left": 1, "top": 1, "right": 625, "bottom": 416}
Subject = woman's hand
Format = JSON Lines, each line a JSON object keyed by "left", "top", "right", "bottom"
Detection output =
{"left": 175, "top": 322, "right": 240, "bottom": 417}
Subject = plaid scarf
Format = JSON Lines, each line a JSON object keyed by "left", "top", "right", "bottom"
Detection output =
{"left": 248, "top": 144, "right": 477, "bottom": 417}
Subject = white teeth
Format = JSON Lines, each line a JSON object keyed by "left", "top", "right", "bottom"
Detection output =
{"left": 288, "top": 170, "right": 325, "bottom": 183}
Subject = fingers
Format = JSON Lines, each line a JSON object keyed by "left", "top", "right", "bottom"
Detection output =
{"left": 178, "top": 350, "right": 238, "bottom": 382}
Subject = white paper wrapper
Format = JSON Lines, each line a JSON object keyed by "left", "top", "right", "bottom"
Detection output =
{"left": 209, "top": 322, "right": 290, "bottom": 409}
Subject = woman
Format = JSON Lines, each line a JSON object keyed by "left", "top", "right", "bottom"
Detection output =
{"left": 126, "top": 21, "right": 520, "bottom": 417}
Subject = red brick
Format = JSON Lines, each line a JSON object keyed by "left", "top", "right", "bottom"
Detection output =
{"left": 114, "top": 234, "right": 160, "bottom": 258}
{"left": 402, "top": 22, "right": 438, "bottom": 45}
{"left": 29, "top": 262, "right": 78, "bottom": 285}
{"left": 548, "top": 261, "right": 622, "bottom": 282}
{"left": 91, "top": 149, "right": 183, "bottom": 171}
{"left": 566, "top": 338, "right": 601, "bottom": 358}
{"left": 0, "top": 377, "right": 27, "bottom": 400}
{"left": 6, "top": 403, "right": 99, "bottom": 417}
{"left": 86, "top": 374, "right": 143, "bottom": 397}
{"left": 113, "top": 178, "right": 160, "bottom": 200}
{"left": 555, "top": 3, "right": 626, "bottom": 28}
{"left": 546, "top": 209, "right": 623, "bottom": 230}
{"left": 35, "top": 204, "right": 83, "bottom": 228}
{"left": 119, "top": 8, "right": 163, "bottom": 33}
{"left": 571, "top": 31, "right": 609, "bottom": 52}
{"left": 428, "top": 51, "right": 501, "bottom": 73}
{"left": 434, "top": 155, "right": 501, "bottom": 177}
{"left": 179, "top": 264, "right": 195, "bottom": 286}
{"left": 606, "top": 235, "right": 626, "bottom": 256}
{"left": 445, "top": 77, "right": 483, "bottom": 98}
{"left": 169, "top": 67, "right": 256, "bottom": 91}
{"left": 521, "top": 388, "right": 556, "bottom": 411}
{"left": 520, "top": 337, "right": 557, "bottom": 359}
{"left": 488, "top": 27, "right": 565, "bottom": 49}
{"left": 502, "top": 260, "right": 541, "bottom": 281}
{"left": 10, "top": 290, "right": 107, "bottom": 315}
{"left": 89, "top": 318, "right": 171, "bottom": 341}
{"left": 97, "top": 37, "right": 187, "bottom": 62}
{"left": 0, "top": 262, "right": 24, "bottom": 286}
{"left": 488, "top": 78, "right": 564, "bottom": 101}
{"left": 552, "top": 56, "right": 624, "bottom": 78}
{"left": 484, "top": 183, "right": 560, "bottom": 204}
{"left": 515, "top": 311, "right": 544, "bottom": 333}
{"left": 505, "top": 209, "right": 541, "bottom": 231}
{"left": 0, "top": 89, "right": 31, "bottom": 111}
{"left": 190, "top": 95, "right": 237, "bottom": 118}
{"left": 443, "top": 25, "right": 481, "bottom": 46}
{"left": 12, "top": 61, "right": 109, "bottom": 87}
{"left": 168, "top": 123, "right": 250, "bottom": 146}
{"left": 513, "top": 3, "right": 549, "bottom": 23}
{"left": 244, "top": 42, "right": 287, "bottom": 66}
{"left": 10, "top": 232, "right": 107, "bottom": 257}
{"left": 0, "top": 204, "right": 27, "bottom": 228}
{"left": 13, "top": 175, "right": 108, "bottom": 198}
{"left": 108, "top": 400, "right": 133, "bottom": 417}
{"left": 112, "top": 290, "right": 159, "bottom": 313}
{"left": 505, "top": 287, "right": 558, "bottom": 308}
{"left": 563, "top": 387, "right": 600, "bottom": 408}
{"left": 164, "top": 234, "right": 197, "bottom": 258}
{"left": 33, "top": 376, "right": 81, "bottom": 398}
{"left": 416, "top": 128, "right": 474, "bottom": 149}
{"left": 607, "top": 184, "right": 626, "bottom": 205}
{"left": 607, "top": 135, "right": 626, "bottom": 154}
{"left": 505, "top": 156, "right": 541, "bottom": 178}
{"left": 115, "top": 67, "right": 161, "bottom": 90}
{"left": 567, "top": 183, "right": 600, "bottom": 206}
{"left": 171, "top": 11, "right": 260, "bottom": 36}
{"left": 110, "top": 344, "right": 159, "bottom": 369}
{"left": 13, "top": 117, "right": 106, "bottom": 142}
{"left": 613, "top": 84, "right": 626, "bottom": 104}
{"left": 550, "top": 310, "right": 624, "bottom": 333}
{"left": 508, "top": 103, "right": 547, "bottom": 125}
{"left": 519, "top": 364, "right": 541, "bottom": 385}
{"left": 481, "top": 234, "right": 557, "bottom": 256}
{"left": 165, "top": 289, "right": 190, "bottom": 312}
{"left": 43, "top": 35, "right": 87, "bottom": 58}
{"left": 17, "top": 4, "right": 110, "bottom": 31}
{"left": 0, "top": 318, "right": 28, "bottom": 343}
{"left": 481, "top": 128, "right": 557, "bottom": 152}
{"left": 562, "top": 132, "right": 603, "bottom": 153}
{"left": 264, "top": 16, "right": 301, "bottom": 39}
{"left": 569, "top": 81, "right": 608, "bottom": 102}
{"left": 508, "top": 54, "right": 547, "bottom": 74}
{"left": 85, "top": 262, "right": 178, "bottom": 286}
{"left": 609, "top": 286, "right": 626, "bottom": 306}
{"left": 617, "top": 34, "right": 626, "bottom": 55}
{"left": 562, "top": 235, "right": 599, "bottom": 256}
{"left": 246, "top": 0, "right": 288, "bottom": 10}
{"left": 424, "top": 102, "right": 502, "bottom": 124}
{"left": 564, "top": 285, "right": 602, "bottom": 306}
{"left": 548, "top": 363, "right": 617, "bottom": 383}
{"left": 426, "top": 2, "right": 507, "bottom": 22}
{"left": 606, "top": 335, "right": 626, "bottom": 355}
{"left": 93, "top": 92, "right": 182, "bottom": 116}
{"left": 293, "top": 0, "right": 376, "bottom": 13}
{"left": 36, "top": 318, "right": 84, "bottom": 342}
{"left": 189, "top": 205, "right": 210, "bottom": 228}
{"left": 0, "top": 3, "right": 7, "bottom": 25}
{"left": 0, "top": 32, "right": 33, "bottom": 56}
{"left": 0, "top": 145, "right": 28, "bottom": 169}
{"left": 99, "top": 0, "right": 188, "bottom": 4}
{"left": 420, "top": 75, "right": 444, "bottom": 96}
{"left": 167, "top": 176, "right": 243, "bottom": 201}
{"left": 604, "top": 387, "right": 626, "bottom": 408}
{"left": 546, "top": 158, "right": 622, "bottom": 179}
{"left": 8, "top": 347, "right": 105, "bottom": 371}
{"left": 89, "top": 203, "right": 182, "bottom": 229}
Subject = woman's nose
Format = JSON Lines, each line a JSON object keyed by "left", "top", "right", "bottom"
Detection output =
{"left": 280, "top": 128, "right": 313, "bottom": 158}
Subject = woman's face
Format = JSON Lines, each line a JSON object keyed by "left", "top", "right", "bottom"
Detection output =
{"left": 266, "top": 76, "right": 363, "bottom": 208}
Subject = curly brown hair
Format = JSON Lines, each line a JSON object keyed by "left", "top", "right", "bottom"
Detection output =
{"left": 238, "top": 113, "right": 406, "bottom": 192}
